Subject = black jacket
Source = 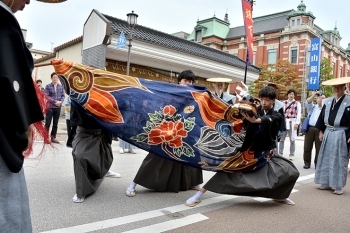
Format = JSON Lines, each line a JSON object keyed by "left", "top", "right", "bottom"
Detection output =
{"left": 0, "top": 6, "right": 43, "bottom": 172}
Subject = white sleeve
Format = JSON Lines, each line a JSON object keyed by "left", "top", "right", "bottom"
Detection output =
{"left": 296, "top": 101, "right": 302, "bottom": 124}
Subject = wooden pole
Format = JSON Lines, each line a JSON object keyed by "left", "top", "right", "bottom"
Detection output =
{"left": 34, "top": 62, "right": 52, "bottom": 68}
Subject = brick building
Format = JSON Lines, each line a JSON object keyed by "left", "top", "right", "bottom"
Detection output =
{"left": 187, "top": 0, "right": 350, "bottom": 97}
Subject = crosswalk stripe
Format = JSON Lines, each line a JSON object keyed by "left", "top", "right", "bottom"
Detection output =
{"left": 41, "top": 196, "right": 238, "bottom": 233}
{"left": 41, "top": 173, "right": 318, "bottom": 232}
{"left": 122, "top": 213, "right": 208, "bottom": 233}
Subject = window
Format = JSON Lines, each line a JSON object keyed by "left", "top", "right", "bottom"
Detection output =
{"left": 268, "top": 49, "right": 277, "bottom": 64}
{"left": 347, "top": 69, "right": 349, "bottom": 77}
{"left": 334, "top": 37, "right": 338, "bottom": 46}
{"left": 332, "top": 62, "right": 335, "bottom": 75}
{"left": 339, "top": 66, "right": 342, "bottom": 78}
{"left": 253, "top": 51, "right": 256, "bottom": 65}
{"left": 297, "top": 19, "right": 300, "bottom": 25}
{"left": 291, "top": 20, "right": 295, "bottom": 26}
{"left": 195, "top": 30, "right": 202, "bottom": 42}
{"left": 290, "top": 47, "right": 298, "bottom": 64}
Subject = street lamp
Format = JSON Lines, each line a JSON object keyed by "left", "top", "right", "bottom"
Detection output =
{"left": 126, "top": 10, "right": 138, "bottom": 76}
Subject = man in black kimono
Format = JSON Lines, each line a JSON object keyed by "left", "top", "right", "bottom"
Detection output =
{"left": 185, "top": 86, "right": 299, "bottom": 207}
{"left": 125, "top": 70, "right": 203, "bottom": 196}
{"left": 69, "top": 101, "right": 114, "bottom": 203}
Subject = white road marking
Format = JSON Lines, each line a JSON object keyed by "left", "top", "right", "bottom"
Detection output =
{"left": 41, "top": 173, "right": 316, "bottom": 232}
{"left": 253, "top": 189, "right": 299, "bottom": 202}
{"left": 297, "top": 173, "right": 315, "bottom": 182}
{"left": 41, "top": 196, "right": 238, "bottom": 233}
{"left": 122, "top": 213, "right": 209, "bottom": 233}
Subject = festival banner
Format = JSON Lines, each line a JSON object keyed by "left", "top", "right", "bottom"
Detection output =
{"left": 49, "top": 59, "right": 271, "bottom": 173}
{"left": 241, "top": 0, "right": 254, "bottom": 64}
{"left": 308, "top": 37, "right": 322, "bottom": 90}
{"left": 116, "top": 31, "right": 127, "bottom": 48}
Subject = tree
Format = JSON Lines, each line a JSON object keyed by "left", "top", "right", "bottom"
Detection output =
{"left": 249, "top": 60, "right": 299, "bottom": 99}
{"left": 318, "top": 57, "right": 334, "bottom": 97}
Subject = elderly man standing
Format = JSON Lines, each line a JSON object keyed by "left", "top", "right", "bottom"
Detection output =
{"left": 45, "top": 72, "right": 65, "bottom": 143}
{"left": 302, "top": 91, "right": 326, "bottom": 169}
{"left": 212, "top": 81, "right": 236, "bottom": 104}
{"left": 315, "top": 77, "right": 350, "bottom": 195}
{"left": 278, "top": 89, "right": 301, "bottom": 160}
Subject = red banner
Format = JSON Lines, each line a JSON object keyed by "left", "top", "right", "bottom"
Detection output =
{"left": 241, "top": 0, "right": 254, "bottom": 64}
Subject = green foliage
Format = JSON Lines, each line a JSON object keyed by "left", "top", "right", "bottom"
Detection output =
{"left": 318, "top": 57, "right": 334, "bottom": 97}
{"left": 251, "top": 60, "right": 299, "bottom": 99}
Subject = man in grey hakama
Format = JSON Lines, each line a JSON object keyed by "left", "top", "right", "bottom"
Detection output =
{"left": 314, "top": 79, "right": 350, "bottom": 195}
{"left": 0, "top": 156, "right": 32, "bottom": 233}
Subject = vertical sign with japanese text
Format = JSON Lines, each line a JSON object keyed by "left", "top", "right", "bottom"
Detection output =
{"left": 308, "top": 37, "right": 322, "bottom": 90}
{"left": 241, "top": 0, "right": 254, "bottom": 64}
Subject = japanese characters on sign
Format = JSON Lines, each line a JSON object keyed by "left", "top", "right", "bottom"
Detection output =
{"left": 241, "top": 0, "right": 254, "bottom": 65}
{"left": 308, "top": 38, "right": 322, "bottom": 90}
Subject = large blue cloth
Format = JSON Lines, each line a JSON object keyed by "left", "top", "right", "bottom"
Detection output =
{"left": 53, "top": 60, "right": 268, "bottom": 173}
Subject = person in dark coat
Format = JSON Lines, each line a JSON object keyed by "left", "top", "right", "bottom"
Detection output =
{"left": 126, "top": 70, "right": 203, "bottom": 196}
{"left": 69, "top": 101, "right": 120, "bottom": 203}
{"left": 185, "top": 86, "right": 299, "bottom": 207}
{"left": 0, "top": 0, "right": 50, "bottom": 231}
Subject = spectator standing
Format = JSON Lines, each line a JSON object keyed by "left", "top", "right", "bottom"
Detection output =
{"left": 36, "top": 79, "right": 45, "bottom": 91}
{"left": 315, "top": 78, "right": 350, "bottom": 195}
{"left": 302, "top": 91, "right": 326, "bottom": 169}
{"left": 45, "top": 72, "right": 65, "bottom": 143}
{"left": 212, "top": 81, "right": 236, "bottom": 104}
{"left": 278, "top": 89, "right": 301, "bottom": 160}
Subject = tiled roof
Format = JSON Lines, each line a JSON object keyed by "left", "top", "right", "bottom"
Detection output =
{"left": 226, "top": 10, "right": 293, "bottom": 39}
{"left": 34, "top": 53, "right": 55, "bottom": 63}
{"left": 103, "top": 14, "right": 260, "bottom": 73}
{"left": 54, "top": 36, "right": 82, "bottom": 51}
{"left": 34, "top": 36, "right": 82, "bottom": 64}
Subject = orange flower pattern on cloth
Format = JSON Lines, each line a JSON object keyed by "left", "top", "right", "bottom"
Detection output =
{"left": 163, "top": 105, "right": 176, "bottom": 117}
{"left": 132, "top": 105, "right": 195, "bottom": 161}
{"left": 148, "top": 121, "right": 188, "bottom": 148}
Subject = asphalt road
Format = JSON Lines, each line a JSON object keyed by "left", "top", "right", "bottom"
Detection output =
{"left": 24, "top": 119, "right": 350, "bottom": 233}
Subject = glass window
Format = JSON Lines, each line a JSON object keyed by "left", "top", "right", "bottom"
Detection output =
{"left": 339, "top": 66, "right": 342, "bottom": 78}
{"left": 334, "top": 37, "right": 338, "bottom": 46}
{"left": 290, "top": 47, "right": 298, "bottom": 64}
{"left": 268, "top": 49, "right": 277, "bottom": 64}
{"left": 195, "top": 30, "right": 202, "bottom": 42}
{"left": 297, "top": 19, "right": 300, "bottom": 25}
{"left": 253, "top": 51, "right": 256, "bottom": 65}
{"left": 332, "top": 62, "right": 335, "bottom": 75}
{"left": 291, "top": 20, "right": 295, "bottom": 26}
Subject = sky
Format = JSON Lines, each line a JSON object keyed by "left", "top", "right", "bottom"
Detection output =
{"left": 15, "top": 0, "right": 350, "bottom": 52}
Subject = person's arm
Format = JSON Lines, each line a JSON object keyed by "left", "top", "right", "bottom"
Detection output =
{"left": 315, "top": 105, "right": 326, "bottom": 142}
{"left": 306, "top": 92, "right": 317, "bottom": 103}
{"left": 296, "top": 101, "right": 302, "bottom": 125}
{"left": 304, "top": 100, "right": 314, "bottom": 113}
{"left": 59, "top": 85, "right": 65, "bottom": 102}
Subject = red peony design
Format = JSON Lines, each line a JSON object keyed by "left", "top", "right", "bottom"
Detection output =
{"left": 163, "top": 105, "right": 176, "bottom": 117}
{"left": 148, "top": 121, "right": 188, "bottom": 148}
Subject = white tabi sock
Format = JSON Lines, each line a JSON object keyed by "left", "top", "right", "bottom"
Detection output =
{"left": 193, "top": 191, "right": 203, "bottom": 200}
{"left": 128, "top": 182, "right": 137, "bottom": 190}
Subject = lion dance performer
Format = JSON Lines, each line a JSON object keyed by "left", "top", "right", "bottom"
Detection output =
{"left": 186, "top": 86, "right": 299, "bottom": 206}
